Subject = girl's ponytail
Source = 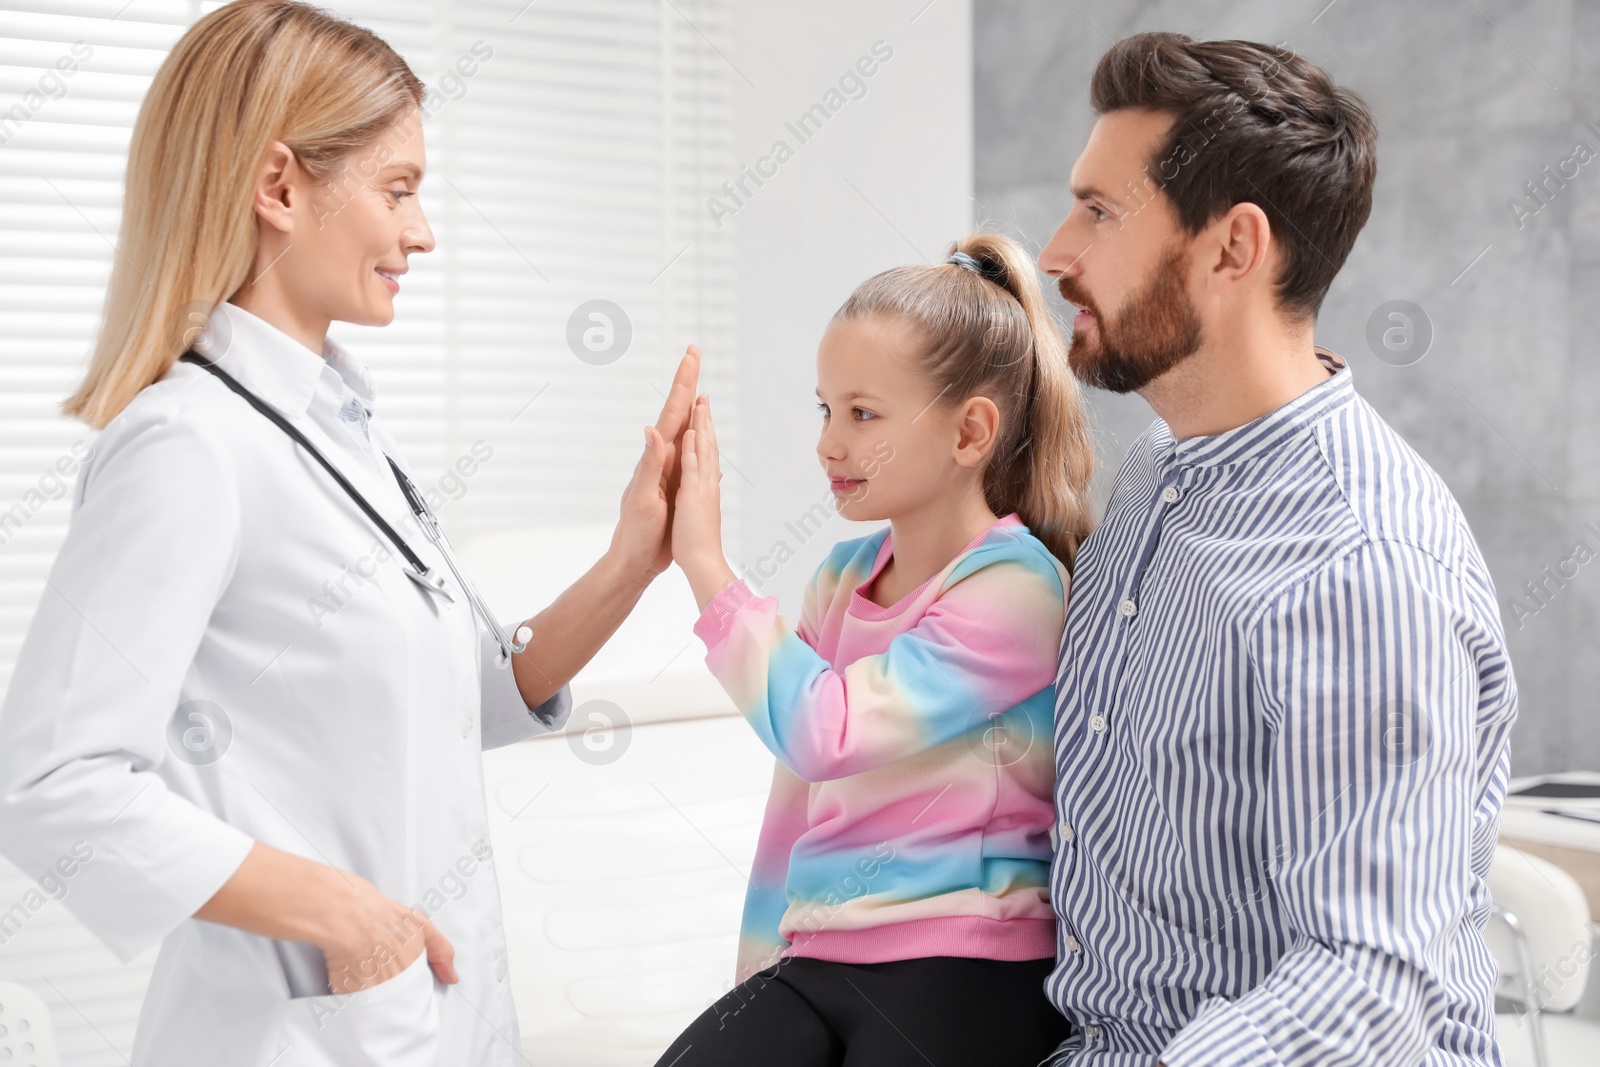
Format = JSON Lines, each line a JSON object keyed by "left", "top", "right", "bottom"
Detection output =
{"left": 950, "top": 233, "right": 1095, "bottom": 571}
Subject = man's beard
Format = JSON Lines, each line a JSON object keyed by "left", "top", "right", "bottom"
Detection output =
{"left": 1059, "top": 242, "right": 1203, "bottom": 393}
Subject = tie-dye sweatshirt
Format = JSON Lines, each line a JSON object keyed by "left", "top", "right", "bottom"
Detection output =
{"left": 692, "top": 512, "right": 1071, "bottom": 982}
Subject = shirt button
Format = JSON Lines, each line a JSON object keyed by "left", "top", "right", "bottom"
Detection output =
{"left": 1161, "top": 486, "right": 1180, "bottom": 503}
{"left": 494, "top": 960, "right": 507, "bottom": 982}
{"left": 1089, "top": 714, "right": 1107, "bottom": 733}
{"left": 1064, "top": 934, "right": 1081, "bottom": 953}
{"left": 460, "top": 714, "right": 472, "bottom": 738}
{"left": 1060, "top": 822, "right": 1074, "bottom": 843}
{"left": 1119, "top": 598, "right": 1137, "bottom": 618}
{"left": 1085, "top": 1024, "right": 1102, "bottom": 1039}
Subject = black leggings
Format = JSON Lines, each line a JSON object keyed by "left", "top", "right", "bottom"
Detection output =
{"left": 653, "top": 955, "right": 1072, "bottom": 1067}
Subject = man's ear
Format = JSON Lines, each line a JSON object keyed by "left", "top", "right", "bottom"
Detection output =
{"left": 1205, "top": 201, "right": 1274, "bottom": 297}
{"left": 954, "top": 394, "right": 1001, "bottom": 469}
{"left": 252, "top": 140, "right": 300, "bottom": 236}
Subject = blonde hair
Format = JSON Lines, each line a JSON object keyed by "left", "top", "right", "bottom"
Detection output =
{"left": 833, "top": 232, "right": 1097, "bottom": 572}
{"left": 62, "top": 1, "right": 424, "bottom": 428}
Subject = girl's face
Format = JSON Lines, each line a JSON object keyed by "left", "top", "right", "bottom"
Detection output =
{"left": 289, "top": 111, "right": 435, "bottom": 329}
{"left": 815, "top": 314, "right": 992, "bottom": 521}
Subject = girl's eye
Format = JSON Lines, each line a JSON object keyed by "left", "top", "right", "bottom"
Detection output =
{"left": 815, "top": 402, "right": 875, "bottom": 422}
{"left": 390, "top": 190, "right": 415, "bottom": 202}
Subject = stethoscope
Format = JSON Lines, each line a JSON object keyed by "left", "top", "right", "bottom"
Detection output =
{"left": 178, "top": 349, "right": 530, "bottom": 667}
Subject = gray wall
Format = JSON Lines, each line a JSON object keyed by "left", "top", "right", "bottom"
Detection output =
{"left": 974, "top": 0, "right": 1592, "bottom": 776}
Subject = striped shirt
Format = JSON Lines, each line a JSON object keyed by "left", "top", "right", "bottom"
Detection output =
{"left": 1044, "top": 348, "right": 1518, "bottom": 1066}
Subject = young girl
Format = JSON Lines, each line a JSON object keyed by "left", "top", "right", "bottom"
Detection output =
{"left": 655, "top": 232, "right": 1096, "bottom": 1066}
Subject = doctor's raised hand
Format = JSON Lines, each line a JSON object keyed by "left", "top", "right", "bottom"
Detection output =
{"left": 0, "top": 5, "right": 704, "bottom": 1065}
{"left": 616, "top": 343, "right": 703, "bottom": 578}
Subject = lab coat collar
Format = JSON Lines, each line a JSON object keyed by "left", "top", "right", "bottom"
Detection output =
{"left": 193, "top": 302, "right": 378, "bottom": 417}
{"left": 191, "top": 301, "right": 409, "bottom": 533}
{"left": 322, "top": 336, "right": 378, "bottom": 410}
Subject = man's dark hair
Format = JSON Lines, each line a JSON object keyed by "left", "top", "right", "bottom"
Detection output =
{"left": 1090, "top": 32, "right": 1377, "bottom": 320}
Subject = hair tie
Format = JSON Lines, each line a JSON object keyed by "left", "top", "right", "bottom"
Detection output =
{"left": 940, "top": 249, "right": 1004, "bottom": 283}
{"left": 946, "top": 251, "right": 983, "bottom": 273}
{"left": 947, "top": 250, "right": 1022, "bottom": 309}
{"left": 948, "top": 250, "right": 1009, "bottom": 285}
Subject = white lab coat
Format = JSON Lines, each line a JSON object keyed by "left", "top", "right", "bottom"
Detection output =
{"left": 0, "top": 303, "right": 572, "bottom": 1066}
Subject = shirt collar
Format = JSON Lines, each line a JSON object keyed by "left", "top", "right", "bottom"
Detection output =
{"left": 193, "top": 302, "right": 377, "bottom": 416}
{"left": 1152, "top": 347, "right": 1352, "bottom": 473}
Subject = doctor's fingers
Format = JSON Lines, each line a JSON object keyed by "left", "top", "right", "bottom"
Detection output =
{"left": 323, "top": 897, "right": 456, "bottom": 993}
{"left": 637, "top": 425, "right": 668, "bottom": 485}
{"left": 653, "top": 344, "right": 701, "bottom": 441}
{"left": 422, "top": 914, "right": 459, "bottom": 985}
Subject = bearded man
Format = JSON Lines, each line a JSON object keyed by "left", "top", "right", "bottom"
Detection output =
{"left": 1037, "top": 31, "right": 1517, "bottom": 1067}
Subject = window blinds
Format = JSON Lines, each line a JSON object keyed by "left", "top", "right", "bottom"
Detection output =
{"left": 0, "top": 1, "right": 735, "bottom": 1062}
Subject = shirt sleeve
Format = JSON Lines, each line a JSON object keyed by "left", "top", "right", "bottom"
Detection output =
{"left": 479, "top": 624, "right": 573, "bottom": 750}
{"left": 795, "top": 564, "right": 822, "bottom": 646}
{"left": 0, "top": 402, "right": 257, "bottom": 963}
{"left": 692, "top": 542, "right": 1066, "bottom": 783}
{"left": 1160, "top": 540, "right": 1502, "bottom": 1067}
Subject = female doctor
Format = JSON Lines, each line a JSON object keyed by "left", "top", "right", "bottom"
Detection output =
{"left": 0, "top": 3, "right": 702, "bottom": 1065}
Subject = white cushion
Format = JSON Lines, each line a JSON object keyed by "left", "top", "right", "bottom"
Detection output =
{"left": 1489, "top": 844, "right": 1593, "bottom": 1012}
{"left": 458, "top": 524, "right": 735, "bottom": 727}
{"left": 482, "top": 715, "right": 772, "bottom": 1065}
{"left": 0, "top": 980, "right": 62, "bottom": 1067}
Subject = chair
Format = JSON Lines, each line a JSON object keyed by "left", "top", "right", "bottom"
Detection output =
{"left": 0, "top": 981, "right": 61, "bottom": 1067}
{"left": 1487, "top": 842, "right": 1600, "bottom": 1066}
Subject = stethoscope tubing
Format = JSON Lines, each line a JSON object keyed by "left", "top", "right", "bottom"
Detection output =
{"left": 177, "top": 349, "right": 528, "bottom": 665}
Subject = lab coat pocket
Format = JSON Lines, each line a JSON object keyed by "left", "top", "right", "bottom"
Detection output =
{"left": 260, "top": 950, "right": 445, "bottom": 1067}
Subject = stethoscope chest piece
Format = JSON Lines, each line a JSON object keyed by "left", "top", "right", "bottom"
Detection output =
{"left": 406, "top": 566, "right": 455, "bottom": 603}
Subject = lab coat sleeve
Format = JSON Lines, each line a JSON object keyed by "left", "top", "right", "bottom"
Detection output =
{"left": 478, "top": 623, "right": 573, "bottom": 750}
{"left": 0, "top": 400, "right": 257, "bottom": 964}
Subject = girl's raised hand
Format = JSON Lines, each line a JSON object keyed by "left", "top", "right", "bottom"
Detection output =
{"left": 671, "top": 394, "right": 727, "bottom": 586}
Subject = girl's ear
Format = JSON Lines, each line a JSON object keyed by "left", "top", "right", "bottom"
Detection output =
{"left": 953, "top": 395, "right": 1000, "bottom": 468}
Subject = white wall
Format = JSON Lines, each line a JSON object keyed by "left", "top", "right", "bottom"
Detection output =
{"left": 490, "top": 11, "right": 978, "bottom": 1059}
{"left": 726, "top": 0, "right": 974, "bottom": 614}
